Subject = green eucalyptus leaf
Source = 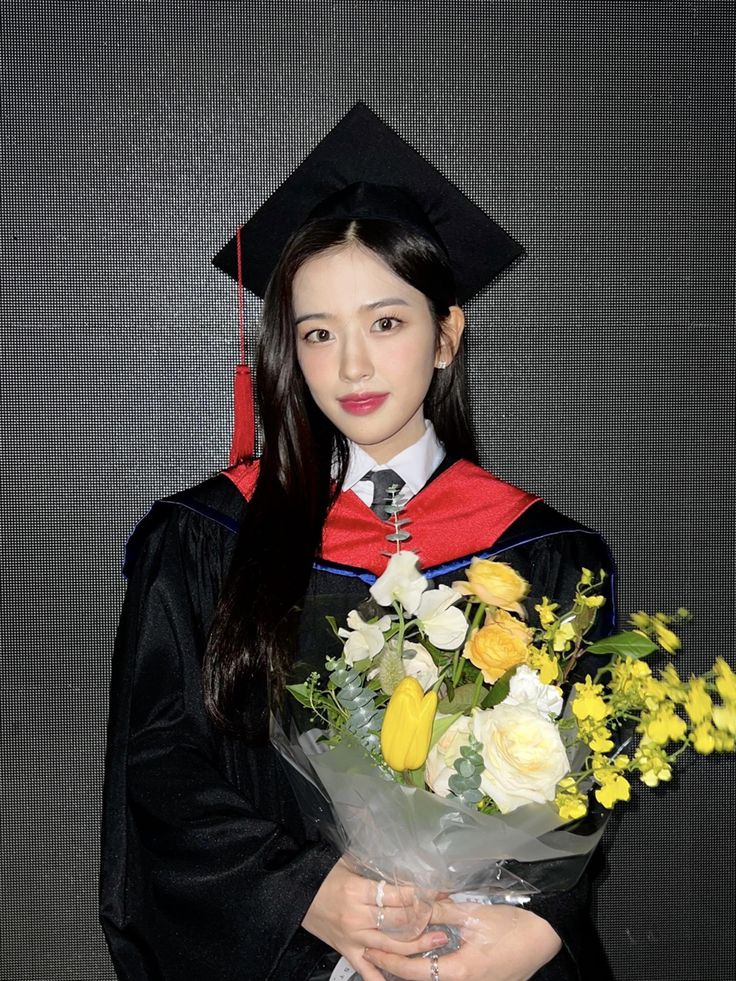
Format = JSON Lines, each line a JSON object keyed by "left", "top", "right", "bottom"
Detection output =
{"left": 448, "top": 773, "right": 466, "bottom": 795}
{"left": 461, "top": 787, "right": 484, "bottom": 804}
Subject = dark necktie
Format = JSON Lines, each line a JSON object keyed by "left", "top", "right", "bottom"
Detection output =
{"left": 362, "top": 469, "right": 406, "bottom": 521}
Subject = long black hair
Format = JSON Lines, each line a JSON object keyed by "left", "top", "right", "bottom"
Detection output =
{"left": 203, "top": 217, "right": 478, "bottom": 738}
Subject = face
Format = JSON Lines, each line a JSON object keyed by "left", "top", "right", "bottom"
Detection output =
{"left": 293, "top": 244, "right": 461, "bottom": 464}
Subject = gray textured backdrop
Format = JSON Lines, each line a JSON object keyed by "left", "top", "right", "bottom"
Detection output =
{"left": 2, "top": 2, "right": 734, "bottom": 979}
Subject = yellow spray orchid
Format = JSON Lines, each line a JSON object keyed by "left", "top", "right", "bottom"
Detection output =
{"left": 380, "top": 676, "right": 438, "bottom": 772}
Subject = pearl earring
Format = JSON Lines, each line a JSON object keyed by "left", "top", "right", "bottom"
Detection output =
{"left": 437, "top": 360, "right": 448, "bottom": 369}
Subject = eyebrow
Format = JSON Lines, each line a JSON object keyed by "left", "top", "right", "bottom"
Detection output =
{"left": 294, "top": 297, "right": 411, "bottom": 327}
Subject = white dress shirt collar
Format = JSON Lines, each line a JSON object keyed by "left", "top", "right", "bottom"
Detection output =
{"left": 341, "top": 420, "right": 445, "bottom": 503}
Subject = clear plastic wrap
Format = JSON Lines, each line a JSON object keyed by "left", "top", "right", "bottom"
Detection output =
{"left": 271, "top": 715, "right": 608, "bottom": 900}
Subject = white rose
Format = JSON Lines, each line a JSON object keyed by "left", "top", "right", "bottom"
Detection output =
{"left": 338, "top": 610, "right": 391, "bottom": 666}
{"left": 502, "top": 664, "right": 564, "bottom": 718}
{"left": 402, "top": 641, "right": 439, "bottom": 692}
{"left": 472, "top": 703, "right": 570, "bottom": 814}
{"left": 425, "top": 714, "right": 473, "bottom": 797}
{"left": 370, "top": 551, "right": 428, "bottom": 615}
{"left": 415, "top": 585, "right": 468, "bottom": 649}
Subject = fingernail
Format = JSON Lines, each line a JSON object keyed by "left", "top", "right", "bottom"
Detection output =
{"left": 431, "top": 933, "right": 446, "bottom": 947}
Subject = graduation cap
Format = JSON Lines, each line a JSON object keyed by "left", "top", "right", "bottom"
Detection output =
{"left": 214, "top": 102, "right": 524, "bottom": 463}
{"left": 213, "top": 101, "right": 523, "bottom": 303}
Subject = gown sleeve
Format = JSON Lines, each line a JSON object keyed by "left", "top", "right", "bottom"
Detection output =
{"left": 100, "top": 490, "right": 339, "bottom": 981}
{"left": 494, "top": 519, "right": 616, "bottom": 981}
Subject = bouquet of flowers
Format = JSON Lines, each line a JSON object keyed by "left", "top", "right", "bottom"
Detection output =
{"left": 272, "top": 541, "right": 736, "bottom": 974}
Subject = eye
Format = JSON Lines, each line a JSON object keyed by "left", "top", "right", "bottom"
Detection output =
{"left": 371, "top": 316, "right": 402, "bottom": 333}
{"left": 302, "top": 327, "right": 333, "bottom": 344}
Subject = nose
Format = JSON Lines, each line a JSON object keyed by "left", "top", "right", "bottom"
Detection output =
{"left": 339, "top": 329, "right": 374, "bottom": 383}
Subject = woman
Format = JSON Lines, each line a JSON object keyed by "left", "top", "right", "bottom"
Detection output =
{"left": 101, "top": 105, "right": 615, "bottom": 981}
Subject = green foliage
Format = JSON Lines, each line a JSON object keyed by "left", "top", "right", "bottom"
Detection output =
{"left": 330, "top": 661, "right": 384, "bottom": 753}
{"left": 587, "top": 631, "right": 659, "bottom": 660}
{"left": 438, "top": 683, "right": 476, "bottom": 714}
{"left": 285, "top": 682, "right": 312, "bottom": 708}
{"left": 447, "top": 736, "right": 484, "bottom": 806}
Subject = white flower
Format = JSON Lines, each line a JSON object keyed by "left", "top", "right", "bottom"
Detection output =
{"left": 402, "top": 641, "right": 439, "bottom": 692}
{"left": 425, "top": 714, "right": 474, "bottom": 797}
{"left": 415, "top": 585, "right": 468, "bottom": 649}
{"left": 472, "top": 703, "right": 570, "bottom": 814}
{"left": 338, "top": 610, "right": 391, "bottom": 666}
{"left": 370, "top": 551, "right": 428, "bottom": 615}
{"left": 502, "top": 664, "right": 564, "bottom": 718}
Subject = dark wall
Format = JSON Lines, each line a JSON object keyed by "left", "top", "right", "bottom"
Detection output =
{"left": 2, "top": 3, "right": 733, "bottom": 979}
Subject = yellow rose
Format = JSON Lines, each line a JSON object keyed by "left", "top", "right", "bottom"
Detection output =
{"left": 486, "top": 608, "right": 535, "bottom": 645}
{"left": 463, "top": 623, "right": 530, "bottom": 684}
{"left": 453, "top": 559, "right": 529, "bottom": 616}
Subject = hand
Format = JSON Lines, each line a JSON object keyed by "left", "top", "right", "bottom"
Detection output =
{"left": 364, "top": 901, "right": 562, "bottom": 981}
{"left": 302, "top": 859, "right": 449, "bottom": 981}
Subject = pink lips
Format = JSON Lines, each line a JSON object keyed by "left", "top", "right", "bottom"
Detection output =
{"left": 338, "top": 392, "right": 389, "bottom": 415}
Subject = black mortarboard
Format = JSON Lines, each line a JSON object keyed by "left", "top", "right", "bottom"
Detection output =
{"left": 212, "top": 102, "right": 523, "bottom": 304}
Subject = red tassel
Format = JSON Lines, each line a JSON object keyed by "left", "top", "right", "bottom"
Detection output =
{"left": 229, "top": 362, "right": 255, "bottom": 464}
{"left": 228, "top": 224, "right": 255, "bottom": 464}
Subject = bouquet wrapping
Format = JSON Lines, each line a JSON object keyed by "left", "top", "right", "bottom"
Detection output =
{"left": 272, "top": 712, "right": 609, "bottom": 901}
{"left": 271, "top": 541, "right": 736, "bottom": 977}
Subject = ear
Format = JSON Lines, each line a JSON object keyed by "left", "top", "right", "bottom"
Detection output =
{"left": 435, "top": 306, "right": 465, "bottom": 368}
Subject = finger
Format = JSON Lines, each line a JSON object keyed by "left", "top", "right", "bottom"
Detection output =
{"left": 430, "top": 899, "right": 480, "bottom": 929}
{"left": 431, "top": 899, "right": 461, "bottom": 921}
{"left": 431, "top": 900, "right": 522, "bottom": 945}
{"left": 365, "top": 948, "right": 448, "bottom": 981}
{"left": 348, "top": 948, "right": 391, "bottom": 981}
{"left": 362, "top": 878, "right": 431, "bottom": 909}
{"left": 371, "top": 904, "right": 430, "bottom": 933}
{"left": 363, "top": 928, "right": 449, "bottom": 957}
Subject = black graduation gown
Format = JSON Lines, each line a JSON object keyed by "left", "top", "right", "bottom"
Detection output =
{"left": 100, "top": 461, "right": 617, "bottom": 981}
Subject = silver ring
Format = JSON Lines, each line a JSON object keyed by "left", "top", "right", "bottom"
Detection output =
{"left": 430, "top": 952, "right": 440, "bottom": 981}
{"left": 375, "top": 879, "right": 386, "bottom": 908}
{"left": 376, "top": 908, "right": 385, "bottom": 930}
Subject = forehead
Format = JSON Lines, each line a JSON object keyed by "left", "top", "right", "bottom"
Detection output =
{"left": 292, "top": 244, "right": 423, "bottom": 308}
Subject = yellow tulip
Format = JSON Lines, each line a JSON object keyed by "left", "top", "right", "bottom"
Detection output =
{"left": 380, "top": 677, "right": 438, "bottom": 772}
